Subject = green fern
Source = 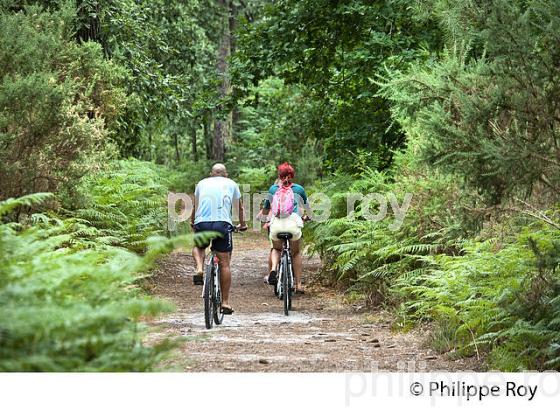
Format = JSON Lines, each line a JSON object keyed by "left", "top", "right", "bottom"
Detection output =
{"left": 0, "top": 193, "right": 54, "bottom": 217}
{"left": 0, "top": 159, "right": 204, "bottom": 371}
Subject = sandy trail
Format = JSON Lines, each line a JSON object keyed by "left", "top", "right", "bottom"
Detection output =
{"left": 148, "top": 232, "right": 481, "bottom": 372}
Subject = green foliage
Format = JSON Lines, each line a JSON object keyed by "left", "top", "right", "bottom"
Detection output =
{"left": 297, "top": 0, "right": 560, "bottom": 372}
{"left": 235, "top": 166, "right": 275, "bottom": 192}
{"left": 233, "top": 0, "right": 443, "bottom": 173}
{"left": 0, "top": 1, "right": 125, "bottom": 200}
{"left": 308, "top": 141, "right": 560, "bottom": 370}
{"left": 394, "top": 222, "right": 560, "bottom": 370}
{"left": 382, "top": 0, "right": 560, "bottom": 204}
{"left": 170, "top": 159, "right": 214, "bottom": 194}
{"left": 69, "top": 159, "right": 180, "bottom": 252}
{"left": 3, "top": 0, "right": 560, "bottom": 374}
{"left": 230, "top": 77, "right": 323, "bottom": 187}
{"left": 100, "top": 0, "right": 221, "bottom": 160}
{"left": 306, "top": 143, "right": 469, "bottom": 301}
{"left": 0, "top": 193, "right": 189, "bottom": 371}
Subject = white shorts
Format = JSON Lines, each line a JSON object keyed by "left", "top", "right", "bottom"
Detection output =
{"left": 269, "top": 213, "right": 303, "bottom": 241}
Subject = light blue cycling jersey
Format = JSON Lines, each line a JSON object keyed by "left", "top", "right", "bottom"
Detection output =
{"left": 194, "top": 176, "right": 241, "bottom": 225}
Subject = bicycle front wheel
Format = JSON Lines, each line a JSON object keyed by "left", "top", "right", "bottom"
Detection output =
{"left": 213, "top": 268, "right": 224, "bottom": 325}
{"left": 204, "top": 262, "right": 214, "bottom": 329}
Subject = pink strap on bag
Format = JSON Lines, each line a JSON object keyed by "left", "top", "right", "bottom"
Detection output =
{"left": 271, "top": 183, "right": 295, "bottom": 217}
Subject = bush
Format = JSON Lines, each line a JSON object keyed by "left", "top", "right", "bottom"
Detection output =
{"left": 0, "top": 2, "right": 126, "bottom": 200}
{"left": 306, "top": 141, "right": 560, "bottom": 370}
{"left": 70, "top": 159, "right": 178, "bottom": 253}
{"left": 394, "top": 221, "right": 560, "bottom": 370}
{"left": 382, "top": 0, "right": 560, "bottom": 205}
{"left": 0, "top": 193, "right": 180, "bottom": 371}
{"left": 305, "top": 143, "right": 470, "bottom": 303}
{"left": 170, "top": 160, "right": 213, "bottom": 194}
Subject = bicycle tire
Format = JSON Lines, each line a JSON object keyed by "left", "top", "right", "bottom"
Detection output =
{"left": 213, "top": 265, "right": 224, "bottom": 325}
{"left": 273, "top": 267, "right": 280, "bottom": 297}
{"left": 282, "top": 252, "right": 290, "bottom": 316}
{"left": 275, "top": 264, "right": 282, "bottom": 299}
{"left": 288, "top": 260, "right": 293, "bottom": 311}
{"left": 277, "top": 263, "right": 284, "bottom": 300}
{"left": 204, "top": 262, "right": 214, "bottom": 329}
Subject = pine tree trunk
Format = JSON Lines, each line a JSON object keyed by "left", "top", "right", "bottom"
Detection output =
{"left": 212, "top": 0, "right": 232, "bottom": 161}
{"left": 191, "top": 120, "right": 198, "bottom": 162}
{"left": 203, "top": 111, "right": 213, "bottom": 160}
{"left": 229, "top": 0, "right": 239, "bottom": 142}
{"left": 173, "top": 133, "right": 181, "bottom": 163}
{"left": 212, "top": 119, "right": 227, "bottom": 161}
{"left": 232, "top": 106, "right": 240, "bottom": 142}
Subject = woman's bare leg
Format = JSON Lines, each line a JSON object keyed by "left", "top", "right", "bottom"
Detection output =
{"left": 265, "top": 248, "right": 273, "bottom": 280}
{"left": 270, "top": 241, "right": 281, "bottom": 272}
{"left": 290, "top": 240, "right": 303, "bottom": 291}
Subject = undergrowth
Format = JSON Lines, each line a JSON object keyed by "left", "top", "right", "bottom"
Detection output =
{"left": 306, "top": 148, "right": 560, "bottom": 371}
{"left": 0, "top": 159, "right": 207, "bottom": 371}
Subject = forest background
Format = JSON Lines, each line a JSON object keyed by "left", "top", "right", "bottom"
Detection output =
{"left": 1, "top": 0, "right": 560, "bottom": 371}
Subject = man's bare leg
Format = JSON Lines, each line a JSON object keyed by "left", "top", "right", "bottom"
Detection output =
{"left": 192, "top": 247, "right": 205, "bottom": 273}
{"left": 217, "top": 252, "right": 232, "bottom": 308}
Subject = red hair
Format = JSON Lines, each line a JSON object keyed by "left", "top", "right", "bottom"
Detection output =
{"left": 277, "top": 162, "right": 295, "bottom": 186}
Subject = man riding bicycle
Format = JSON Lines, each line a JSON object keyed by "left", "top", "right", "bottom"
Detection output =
{"left": 190, "top": 163, "right": 247, "bottom": 314}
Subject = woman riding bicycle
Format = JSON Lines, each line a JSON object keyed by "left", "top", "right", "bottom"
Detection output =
{"left": 260, "top": 162, "right": 309, "bottom": 294}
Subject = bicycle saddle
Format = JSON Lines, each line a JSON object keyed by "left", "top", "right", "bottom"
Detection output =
{"left": 277, "top": 232, "right": 293, "bottom": 240}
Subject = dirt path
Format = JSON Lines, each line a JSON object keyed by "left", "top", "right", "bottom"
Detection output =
{"left": 148, "top": 232, "right": 481, "bottom": 372}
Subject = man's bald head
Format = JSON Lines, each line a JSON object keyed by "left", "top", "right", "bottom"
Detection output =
{"left": 211, "top": 163, "right": 228, "bottom": 177}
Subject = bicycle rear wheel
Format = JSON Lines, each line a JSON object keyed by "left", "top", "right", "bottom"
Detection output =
{"left": 204, "top": 262, "right": 214, "bottom": 329}
{"left": 282, "top": 252, "right": 290, "bottom": 316}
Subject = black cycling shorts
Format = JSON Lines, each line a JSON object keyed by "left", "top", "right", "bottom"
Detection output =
{"left": 193, "top": 221, "right": 234, "bottom": 253}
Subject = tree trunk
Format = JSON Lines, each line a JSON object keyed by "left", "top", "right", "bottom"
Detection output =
{"left": 212, "top": 0, "right": 232, "bottom": 161}
{"left": 173, "top": 132, "right": 181, "bottom": 163}
{"left": 232, "top": 106, "right": 240, "bottom": 142}
{"left": 229, "top": 0, "right": 240, "bottom": 142}
{"left": 213, "top": 120, "right": 227, "bottom": 161}
{"left": 191, "top": 119, "right": 199, "bottom": 162}
{"left": 229, "top": 0, "right": 237, "bottom": 54}
{"left": 76, "top": 0, "right": 101, "bottom": 43}
{"left": 203, "top": 111, "right": 213, "bottom": 160}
